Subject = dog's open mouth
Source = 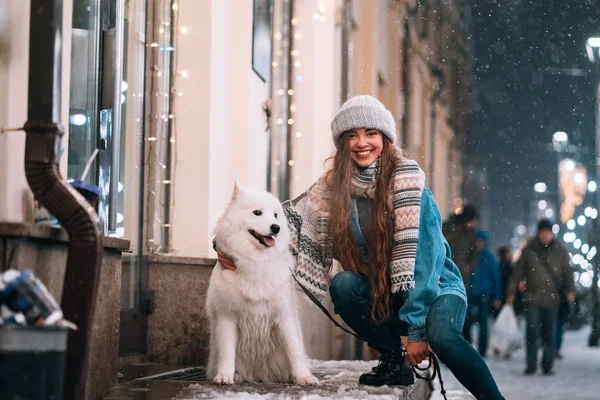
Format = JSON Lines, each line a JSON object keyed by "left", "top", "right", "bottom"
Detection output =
{"left": 249, "top": 230, "right": 276, "bottom": 248}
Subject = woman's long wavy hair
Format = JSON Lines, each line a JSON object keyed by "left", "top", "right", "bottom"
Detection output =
{"left": 325, "top": 133, "right": 400, "bottom": 323}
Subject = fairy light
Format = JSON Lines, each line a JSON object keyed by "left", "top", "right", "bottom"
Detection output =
{"left": 270, "top": 4, "right": 325, "bottom": 192}
{"left": 145, "top": 0, "right": 183, "bottom": 242}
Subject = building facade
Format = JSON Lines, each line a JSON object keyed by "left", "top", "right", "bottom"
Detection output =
{"left": 0, "top": 0, "right": 474, "bottom": 366}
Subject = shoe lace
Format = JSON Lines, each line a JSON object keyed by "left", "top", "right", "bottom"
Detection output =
{"left": 372, "top": 352, "right": 392, "bottom": 372}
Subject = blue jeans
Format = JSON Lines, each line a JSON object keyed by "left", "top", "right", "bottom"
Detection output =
{"left": 330, "top": 271, "right": 503, "bottom": 400}
{"left": 463, "top": 296, "right": 492, "bottom": 357}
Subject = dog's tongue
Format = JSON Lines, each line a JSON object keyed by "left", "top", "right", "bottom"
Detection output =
{"left": 263, "top": 236, "right": 276, "bottom": 248}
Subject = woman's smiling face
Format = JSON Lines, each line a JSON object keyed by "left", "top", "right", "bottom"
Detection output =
{"left": 346, "top": 128, "right": 384, "bottom": 167}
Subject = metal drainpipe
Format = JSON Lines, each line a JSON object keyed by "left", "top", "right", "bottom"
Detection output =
{"left": 24, "top": 1, "right": 102, "bottom": 399}
{"left": 401, "top": 17, "right": 411, "bottom": 149}
{"left": 340, "top": 0, "right": 353, "bottom": 104}
{"left": 162, "top": 0, "right": 177, "bottom": 252}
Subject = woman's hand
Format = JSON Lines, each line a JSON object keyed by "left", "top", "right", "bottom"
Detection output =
{"left": 406, "top": 341, "right": 430, "bottom": 365}
{"left": 216, "top": 248, "right": 237, "bottom": 271}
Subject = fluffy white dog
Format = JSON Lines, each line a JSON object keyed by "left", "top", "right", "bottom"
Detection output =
{"left": 206, "top": 181, "right": 317, "bottom": 386}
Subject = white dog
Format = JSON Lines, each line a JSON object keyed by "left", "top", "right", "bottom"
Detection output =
{"left": 206, "top": 181, "right": 317, "bottom": 386}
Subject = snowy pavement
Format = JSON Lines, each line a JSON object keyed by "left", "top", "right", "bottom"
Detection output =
{"left": 158, "top": 360, "right": 429, "bottom": 400}
{"left": 430, "top": 326, "right": 600, "bottom": 400}
{"left": 107, "top": 360, "right": 431, "bottom": 400}
{"left": 108, "top": 327, "right": 600, "bottom": 399}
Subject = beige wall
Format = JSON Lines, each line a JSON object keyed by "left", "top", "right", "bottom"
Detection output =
{"left": 0, "top": 0, "right": 72, "bottom": 222}
{"left": 290, "top": 0, "right": 337, "bottom": 196}
{"left": 171, "top": 0, "right": 269, "bottom": 258}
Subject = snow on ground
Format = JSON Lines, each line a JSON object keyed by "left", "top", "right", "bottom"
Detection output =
{"left": 174, "top": 360, "right": 428, "bottom": 400}
{"left": 430, "top": 327, "right": 600, "bottom": 400}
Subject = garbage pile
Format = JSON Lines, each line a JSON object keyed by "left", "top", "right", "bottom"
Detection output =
{"left": 0, "top": 269, "right": 76, "bottom": 329}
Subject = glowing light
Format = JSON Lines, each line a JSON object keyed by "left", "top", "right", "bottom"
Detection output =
{"left": 565, "top": 160, "right": 575, "bottom": 171}
{"left": 538, "top": 200, "right": 547, "bottom": 210}
{"left": 553, "top": 131, "right": 568, "bottom": 143}
{"left": 589, "top": 181, "right": 597, "bottom": 192}
{"left": 69, "top": 114, "right": 87, "bottom": 126}
{"left": 534, "top": 182, "right": 547, "bottom": 193}
{"left": 567, "top": 220, "right": 576, "bottom": 230}
{"left": 578, "top": 215, "right": 587, "bottom": 226}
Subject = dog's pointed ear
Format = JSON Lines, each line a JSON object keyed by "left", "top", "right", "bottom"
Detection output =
{"left": 231, "top": 180, "right": 245, "bottom": 201}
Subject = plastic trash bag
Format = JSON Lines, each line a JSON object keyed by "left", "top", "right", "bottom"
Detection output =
{"left": 489, "top": 305, "right": 521, "bottom": 357}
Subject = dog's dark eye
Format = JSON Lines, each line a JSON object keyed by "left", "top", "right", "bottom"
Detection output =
{"left": 274, "top": 213, "right": 278, "bottom": 219}
{"left": 253, "top": 210, "right": 262, "bottom": 216}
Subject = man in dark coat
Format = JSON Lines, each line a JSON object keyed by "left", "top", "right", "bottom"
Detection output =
{"left": 507, "top": 219, "right": 576, "bottom": 375}
{"left": 444, "top": 204, "right": 480, "bottom": 291}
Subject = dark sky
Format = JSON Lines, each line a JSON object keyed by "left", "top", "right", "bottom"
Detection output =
{"left": 466, "top": 0, "right": 600, "bottom": 247}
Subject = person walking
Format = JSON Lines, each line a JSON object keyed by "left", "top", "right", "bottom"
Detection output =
{"left": 444, "top": 204, "right": 480, "bottom": 293}
{"left": 463, "top": 230, "right": 502, "bottom": 357}
{"left": 217, "top": 95, "right": 504, "bottom": 399}
{"left": 506, "top": 219, "right": 576, "bottom": 375}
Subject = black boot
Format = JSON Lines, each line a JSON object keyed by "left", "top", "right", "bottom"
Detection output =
{"left": 359, "top": 351, "right": 414, "bottom": 387}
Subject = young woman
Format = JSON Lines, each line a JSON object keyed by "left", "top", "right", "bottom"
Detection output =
{"left": 217, "top": 95, "right": 504, "bottom": 399}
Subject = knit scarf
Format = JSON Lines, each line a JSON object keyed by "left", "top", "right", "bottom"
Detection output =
{"left": 284, "top": 150, "right": 426, "bottom": 302}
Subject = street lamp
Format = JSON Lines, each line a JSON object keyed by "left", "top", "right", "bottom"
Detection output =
{"left": 553, "top": 131, "right": 569, "bottom": 147}
{"left": 586, "top": 36, "right": 600, "bottom": 346}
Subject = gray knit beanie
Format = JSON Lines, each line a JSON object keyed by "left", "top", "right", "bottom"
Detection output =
{"left": 331, "top": 95, "right": 397, "bottom": 144}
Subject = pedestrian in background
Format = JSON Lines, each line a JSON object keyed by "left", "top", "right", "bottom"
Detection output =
{"left": 445, "top": 204, "right": 480, "bottom": 292}
{"left": 506, "top": 219, "right": 575, "bottom": 375}
{"left": 496, "top": 246, "right": 524, "bottom": 318}
{"left": 463, "top": 230, "right": 502, "bottom": 357}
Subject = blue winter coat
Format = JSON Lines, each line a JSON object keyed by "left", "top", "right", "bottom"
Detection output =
{"left": 469, "top": 241, "right": 502, "bottom": 301}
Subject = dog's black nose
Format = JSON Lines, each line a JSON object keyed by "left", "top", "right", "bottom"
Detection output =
{"left": 270, "top": 224, "right": 280, "bottom": 235}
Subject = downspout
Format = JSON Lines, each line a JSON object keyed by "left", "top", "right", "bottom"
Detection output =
{"left": 429, "top": 67, "right": 443, "bottom": 194}
{"left": 401, "top": 17, "right": 410, "bottom": 148}
{"left": 24, "top": 1, "right": 102, "bottom": 399}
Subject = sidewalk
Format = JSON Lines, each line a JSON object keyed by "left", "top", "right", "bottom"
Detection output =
{"left": 106, "top": 360, "right": 432, "bottom": 400}
{"left": 429, "top": 326, "right": 600, "bottom": 400}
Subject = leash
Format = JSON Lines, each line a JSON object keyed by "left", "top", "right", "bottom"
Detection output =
{"left": 292, "top": 274, "right": 447, "bottom": 399}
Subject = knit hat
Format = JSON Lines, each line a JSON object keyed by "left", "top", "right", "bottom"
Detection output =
{"left": 537, "top": 218, "right": 554, "bottom": 233}
{"left": 331, "top": 95, "right": 397, "bottom": 144}
{"left": 454, "top": 204, "right": 479, "bottom": 225}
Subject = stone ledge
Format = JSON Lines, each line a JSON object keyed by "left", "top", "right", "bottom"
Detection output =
{"left": 0, "top": 222, "right": 131, "bottom": 251}
{"left": 144, "top": 254, "right": 216, "bottom": 267}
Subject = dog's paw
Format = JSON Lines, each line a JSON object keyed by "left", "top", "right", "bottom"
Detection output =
{"left": 213, "top": 373, "right": 234, "bottom": 385}
{"left": 294, "top": 375, "right": 319, "bottom": 386}
{"left": 234, "top": 372, "right": 243, "bottom": 383}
